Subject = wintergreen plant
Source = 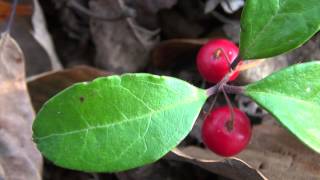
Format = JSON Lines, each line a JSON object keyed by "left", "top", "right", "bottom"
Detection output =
{"left": 33, "top": 0, "right": 320, "bottom": 172}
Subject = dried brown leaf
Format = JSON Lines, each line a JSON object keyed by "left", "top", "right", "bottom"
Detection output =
{"left": 0, "top": 33, "right": 42, "bottom": 180}
{"left": 166, "top": 124, "right": 320, "bottom": 180}
{"left": 152, "top": 39, "right": 208, "bottom": 68}
{"left": 27, "top": 65, "right": 112, "bottom": 112}
{"left": 166, "top": 148, "right": 266, "bottom": 180}
{"left": 89, "top": 0, "right": 161, "bottom": 73}
{"left": 0, "top": 18, "right": 52, "bottom": 77}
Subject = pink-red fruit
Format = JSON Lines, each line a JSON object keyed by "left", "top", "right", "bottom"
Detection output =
{"left": 202, "top": 106, "right": 251, "bottom": 157}
{"left": 197, "top": 39, "right": 241, "bottom": 83}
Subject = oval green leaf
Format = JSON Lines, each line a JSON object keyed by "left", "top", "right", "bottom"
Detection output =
{"left": 245, "top": 61, "right": 320, "bottom": 153}
{"left": 240, "top": 0, "right": 320, "bottom": 59}
{"left": 32, "top": 73, "right": 207, "bottom": 172}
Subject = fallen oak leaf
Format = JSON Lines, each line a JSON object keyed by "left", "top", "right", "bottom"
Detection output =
{"left": 0, "top": 32, "right": 42, "bottom": 180}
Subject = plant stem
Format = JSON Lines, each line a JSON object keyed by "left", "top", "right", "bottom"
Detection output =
{"left": 206, "top": 85, "right": 219, "bottom": 97}
{"left": 231, "top": 55, "right": 242, "bottom": 70}
{"left": 215, "top": 47, "right": 232, "bottom": 68}
{"left": 203, "top": 90, "right": 220, "bottom": 121}
{"left": 223, "top": 85, "right": 245, "bottom": 94}
{"left": 222, "top": 86, "right": 235, "bottom": 131}
{"left": 206, "top": 84, "right": 244, "bottom": 97}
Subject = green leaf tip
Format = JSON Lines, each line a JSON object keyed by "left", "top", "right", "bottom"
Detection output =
{"left": 32, "top": 73, "right": 208, "bottom": 172}
{"left": 240, "top": 0, "right": 320, "bottom": 59}
{"left": 245, "top": 61, "right": 320, "bottom": 153}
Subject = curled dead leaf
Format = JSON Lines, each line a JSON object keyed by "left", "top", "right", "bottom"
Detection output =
{"left": 0, "top": 32, "right": 42, "bottom": 180}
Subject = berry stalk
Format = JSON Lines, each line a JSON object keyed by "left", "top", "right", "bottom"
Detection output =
{"left": 206, "top": 84, "right": 244, "bottom": 97}
{"left": 222, "top": 86, "right": 235, "bottom": 131}
{"left": 231, "top": 55, "right": 242, "bottom": 70}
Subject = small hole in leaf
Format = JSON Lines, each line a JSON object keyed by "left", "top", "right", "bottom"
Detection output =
{"left": 79, "top": 96, "right": 85, "bottom": 103}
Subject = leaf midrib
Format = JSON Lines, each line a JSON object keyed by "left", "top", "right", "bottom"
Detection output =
{"left": 35, "top": 95, "right": 204, "bottom": 141}
{"left": 243, "top": 0, "right": 288, "bottom": 55}
{"left": 247, "top": 90, "right": 320, "bottom": 152}
{"left": 246, "top": 90, "right": 320, "bottom": 109}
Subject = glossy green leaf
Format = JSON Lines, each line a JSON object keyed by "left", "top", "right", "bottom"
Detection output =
{"left": 240, "top": 0, "right": 320, "bottom": 59}
{"left": 33, "top": 73, "right": 207, "bottom": 172}
{"left": 245, "top": 61, "right": 320, "bottom": 153}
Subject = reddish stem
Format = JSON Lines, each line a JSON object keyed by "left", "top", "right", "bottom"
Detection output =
{"left": 231, "top": 55, "right": 242, "bottom": 70}
{"left": 206, "top": 84, "right": 244, "bottom": 97}
{"left": 222, "top": 86, "right": 235, "bottom": 131}
{"left": 214, "top": 48, "right": 232, "bottom": 68}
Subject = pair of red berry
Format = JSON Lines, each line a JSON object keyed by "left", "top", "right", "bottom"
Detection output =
{"left": 197, "top": 39, "right": 251, "bottom": 157}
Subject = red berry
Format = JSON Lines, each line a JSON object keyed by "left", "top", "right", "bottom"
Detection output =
{"left": 202, "top": 106, "right": 251, "bottom": 157}
{"left": 197, "top": 39, "right": 242, "bottom": 83}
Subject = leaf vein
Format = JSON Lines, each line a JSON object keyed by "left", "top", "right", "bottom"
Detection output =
{"left": 35, "top": 97, "right": 201, "bottom": 141}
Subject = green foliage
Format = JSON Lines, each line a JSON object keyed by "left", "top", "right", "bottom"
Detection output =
{"left": 245, "top": 62, "right": 320, "bottom": 153}
{"left": 32, "top": 0, "right": 320, "bottom": 173}
{"left": 240, "top": 0, "right": 320, "bottom": 59}
{"left": 32, "top": 74, "right": 207, "bottom": 172}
